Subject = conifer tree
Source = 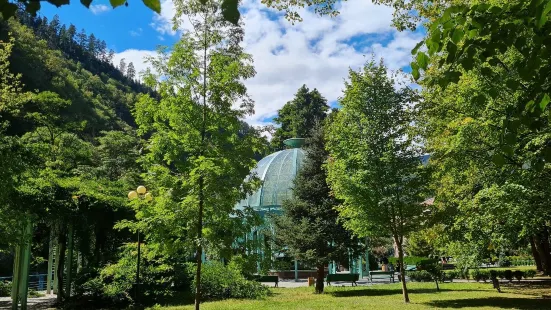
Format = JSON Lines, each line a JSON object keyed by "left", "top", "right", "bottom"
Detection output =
{"left": 76, "top": 29, "right": 87, "bottom": 48}
{"left": 271, "top": 85, "right": 328, "bottom": 150}
{"left": 275, "top": 124, "right": 362, "bottom": 294}
{"left": 98, "top": 40, "right": 107, "bottom": 60}
{"left": 87, "top": 33, "right": 97, "bottom": 56}
{"left": 126, "top": 62, "right": 136, "bottom": 80}
{"left": 107, "top": 49, "right": 115, "bottom": 63}
{"left": 118, "top": 58, "right": 126, "bottom": 75}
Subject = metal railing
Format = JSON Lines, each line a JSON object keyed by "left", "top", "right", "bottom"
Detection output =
{"left": 0, "top": 273, "right": 50, "bottom": 292}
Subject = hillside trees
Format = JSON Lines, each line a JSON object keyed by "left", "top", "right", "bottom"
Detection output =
{"left": 271, "top": 85, "right": 329, "bottom": 150}
{"left": 12, "top": 10, "right": 147, "bottom": 94}
{"left": 326, "top": 60, "right": 425, "bottom": 303}
{"left": 133, "top": 0, "right": 263, "bottom": 308}
{"left": 0, "top": 14, "right": 147, "bottom": 302}
{"left": 275, "top": 125, "right": 362, "bottom": 294}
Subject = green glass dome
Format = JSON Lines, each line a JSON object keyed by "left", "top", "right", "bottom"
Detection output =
{"left": 236, "top": 141, "right": 305, "bottom": 213}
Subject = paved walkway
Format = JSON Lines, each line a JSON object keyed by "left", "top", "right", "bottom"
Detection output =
{"left": 0, "top": 294, "right": 56, "bottom": 310}
{"left": 267, "top": 277, "right": 396, "bottom": 288}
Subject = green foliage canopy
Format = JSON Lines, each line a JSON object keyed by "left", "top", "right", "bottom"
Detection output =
{"left": 326, "top": 59, "right": 425, "bottom": 302}
{"left": 271, "top": 85, "right": 329, "bottom": 150}
{"left": 131, "top": 0, "right": 264, "bottom": 307}
{"left": 411, "top": 0, "right": 551, "bottom": 165}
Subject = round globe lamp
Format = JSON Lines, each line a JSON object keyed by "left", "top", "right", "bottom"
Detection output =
{"left": 128, "top": 191, "right": 138, "bottom": 200}
{"left": 137, "top": 186, "right": 147, "bottom": 195}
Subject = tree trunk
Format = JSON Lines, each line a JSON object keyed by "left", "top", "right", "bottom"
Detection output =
{"left": 533, "top": 228, "right": 551, "bottom": 275}
{"left": 194, "top": 176, "right": 204, "bottom": 310}
{"left": 395, "top": 236, "right": 410, "bottom": 303}
{"left": 315, "top": 263, "right": 324, "bottom": 294}
{"left": 530, "top": 236, "right": 543, "bottom": 272}
{"left": 195, "top": 5, "right": 209, "bottom": 308}
{"left": 56, "top": 229, "right": 67, "bottom": 303}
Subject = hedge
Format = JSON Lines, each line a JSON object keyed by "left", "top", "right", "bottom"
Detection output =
{"left": 439, "top": 268, "right": 538, "bottom": 282}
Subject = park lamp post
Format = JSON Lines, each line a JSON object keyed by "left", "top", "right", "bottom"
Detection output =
{"left": 128, "top": 185, "right": 152, "bottom": 304}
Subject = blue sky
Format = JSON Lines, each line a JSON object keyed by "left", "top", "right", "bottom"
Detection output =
{"left": 41, "top": 1, "right": 177, "bottom": 52}
{"left": 41, "top": 0, "right": 422, "bottom": 128}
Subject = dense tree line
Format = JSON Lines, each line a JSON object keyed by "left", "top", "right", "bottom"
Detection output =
{"left": 1, "top": 2, "right": 270, "bottom": 307}
{"left": 0, "top": 12, "right": 150, "bottom": 304}
{"left": 15, "top": 8, "right": 145, "bottom": 92}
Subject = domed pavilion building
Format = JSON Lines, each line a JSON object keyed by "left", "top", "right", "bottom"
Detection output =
{"left": 234, "top": 138, "right": 368, "bottom": 280}
{"left": 235, "top": 138, "right": 306, "bottom": 217}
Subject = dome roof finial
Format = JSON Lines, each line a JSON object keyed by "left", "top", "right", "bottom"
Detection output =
{"left": 283, "top": 137, "right": 305, "bottom": 148}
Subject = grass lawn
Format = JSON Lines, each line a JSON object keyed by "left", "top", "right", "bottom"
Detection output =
{"left": 156, "top": 282, "right": 551, "bottom": 310}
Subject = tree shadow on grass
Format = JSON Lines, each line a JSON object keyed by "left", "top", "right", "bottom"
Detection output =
{"left": 425, "top": 297, "right": 550, "bottom": 309}
{"left": 330, "top": 287, "right": 469, "bottom": 298}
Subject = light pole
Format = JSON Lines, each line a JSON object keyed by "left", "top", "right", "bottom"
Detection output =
{"left": 128, "top": 185, "right": 152, "bottom": 305}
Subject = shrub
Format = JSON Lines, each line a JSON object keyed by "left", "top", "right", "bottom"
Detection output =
{"left": 456, "top": 268, "right": 470, "bottom": 280}
{"left": 388, "top": 256, "right": 438, "bottom": 269}
{"left": 424, "top": 263, "right": 443, "bottom": 282}
{"left": 497, "top": 254, "right": 511, "bottom": 267}
{"left": 504, "top": 269, "right": 513, "bottom": 282}
{"left": 188, "top": 261, "right": 269, "bottom": 301}
{"left": 442, "top": 270, "right": 457, "bottom": 282}
{"left": 524, "top": 269, "right": 537, "bottom": 279}
{"left": 508, "top": 256, "right": 535, "bottom": 266}
{"left": 28, "top": 289, "right": 44, "bottom": 298}
{"left": 470, "top": 269, "right": 481, "bottom": 282}
{"left": 480, "top": 270, "right": 490, "bottom": 282}
{"left": 85, "top": 243, "right": 181, "bottom": 307}
{"left": 0, "top": 281, "right": 11, "bottom": 297}
{"left": 228, "top": 254, "right": 258, "bottom": 277}
{"left": 513, "top": 270, "right": 524, "bottom": 282}
{"left": 470, "top": 269, "right": 490, "bottom": 282}
{"left": 407, "top": 270, "right": 433, "bottom": 282}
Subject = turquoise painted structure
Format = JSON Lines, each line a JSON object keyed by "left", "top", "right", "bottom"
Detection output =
{"left": 235, "top": 138, "right": 372, "bottom": 278}
{"left": 235, "top": 138, "right": 306, "bottom": 214}
{"left": 235, "top": 138, "right": 305, "bottom": 278}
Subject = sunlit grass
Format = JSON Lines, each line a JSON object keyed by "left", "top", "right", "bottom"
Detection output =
{"left": 155, "top": 282, "right": 550, "bottom": 310}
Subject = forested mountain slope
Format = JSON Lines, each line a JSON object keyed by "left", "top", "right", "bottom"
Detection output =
{"left": 0, "top": 12, "right": 151, "bottom": 137}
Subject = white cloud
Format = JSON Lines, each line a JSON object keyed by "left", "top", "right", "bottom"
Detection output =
{"left": 117, "top": 0, "right": 422, "bottom": 127}
{"left": 90, "top": 4, "right": 110, "bottom": 15}
{"left": 112, "top": 49, "right": 158, "bottom": 82}
{"left": 130, "top": 28, "right": 143, "bottom": 37}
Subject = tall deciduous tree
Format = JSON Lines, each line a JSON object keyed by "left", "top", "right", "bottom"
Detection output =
{"left": 410, "top": 0, "right": 551, "bottom": 157}
{"left": 416, "top": 43, "right": 551, "bottom": 275}
{"left": 134, "top": 0, "right": 261, "bottom": 308}
{"left": 271, "top": 85, "right": 328, "bottom": 150}
{"left": 275, "top": 124, "right": 361, "bottom": 294}
{"left": 326, "top": 59, "right": 424, "bottom": 303}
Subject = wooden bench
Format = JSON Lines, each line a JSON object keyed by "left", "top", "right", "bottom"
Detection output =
{"left": 326, "top": 273, "right": 359, "bottom": 286}
{"left": 252, "top": 275, "right": 279, "bottom": 287}
{"left": 369, "top": 271, "right": 395, "bottom": 283}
